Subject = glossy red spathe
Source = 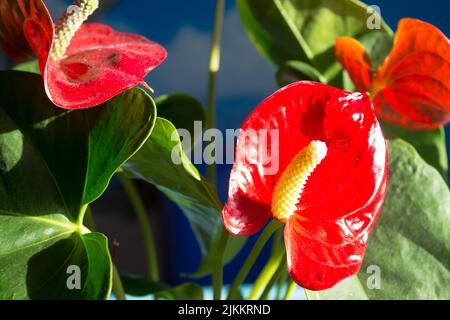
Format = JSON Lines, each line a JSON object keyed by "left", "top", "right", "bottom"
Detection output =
{"left": 0, "top": 0, "right": 166, "bottom": 109}
{"left": 222, "top": 82, "right": 388, "bottom": 290}
{"left": 336, "top": 18, "right": 450, "bottom": 130}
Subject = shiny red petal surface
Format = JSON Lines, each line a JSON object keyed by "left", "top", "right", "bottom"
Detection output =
{"left": 43, "top": 23, "right": 167, "bottom": 109}
{"left": 335, "top": 37, "right": 373, "bottom": 92}
{"left": 0, "top": 0, "right": 52, "bottom": 63}
{"left": 223, "top": 82, "right": 334, "bottom": 236}
{"left": 222, "top": 82, "right": 388, "bottom": 243}
{"left": 285, "top": 167, "right": 388, "bottom": 290}
{"left": 373, "top": 18, "right": 450, "bottom": 129}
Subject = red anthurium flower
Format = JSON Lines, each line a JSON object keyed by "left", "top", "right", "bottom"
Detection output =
{"left": 0, "top": 0, "right": 166, "bottom": 109}
{"left": 336, "top": 18, "right": 450, "bottom": 130}
{"left": 222, "top": 82, "right": 388, "bottom": 290}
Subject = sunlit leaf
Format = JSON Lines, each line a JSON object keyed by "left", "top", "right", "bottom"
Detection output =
{"left": 276, "top": 61, "right": 327, "bottom": 87}
{"left": 382, "top": 122, "right": 448, "bottom": 181}
{"left": 124, "top": 118, "right": 246, "bottom": 274}
{"left": 0, "top": 71, "right": 156, "bottom": 299}
{"left": 237, "top": 0, "right": 391, "bottom": 75}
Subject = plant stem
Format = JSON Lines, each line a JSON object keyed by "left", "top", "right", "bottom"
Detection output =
{"left": 206, "top": 0, "right": 225, "bottom": 185}
{"left": 118, "top": 172, "right": 159, "bottom": 281}
{"left": 84, "top": 206, "right": 96, "bottom": 230}
{"left": 112, "top": 264, "right": 126, "bottom": 300}
{"left": 212, "top": 224, "right": 230, "bottom": 300}
{"left": 270, "top": 228, "right": 287, "bottom": 299}
{"left": 260, "top": 255, "right": 287, "bottom": 300}
{"left": 227, "top": 220, "right": 283, "bottom": 300}
{"left": 77, "top": 204, "right": 88, "bottom": 227}
{"left": 270, "top": 228, "right": 283, "bottom": 255}
{"left": 283, "top": 279, "right": 297, "bottom": 300}
{"left": 248, "top": 246, "right": 285, "bottom": 300}
{"left": 275, "top": 271, "right": 289, "bottom": 299}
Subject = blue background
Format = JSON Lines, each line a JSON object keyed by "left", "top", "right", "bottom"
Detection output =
{"left": 5, "top": 0, "right": 448, "bottom": 286}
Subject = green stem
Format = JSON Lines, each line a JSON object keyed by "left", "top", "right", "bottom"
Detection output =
{"left": 248, "top": 245, "right": 285, "bottom": 300}
{"left": 77, "top": 204, "right": 88, "bottom": 227}
{"left": 260, "top": 255, "right": 287, "bottom": 300}
{"left": 118, "top": 172, "right": 159, "bottom": 281}
{"left": 112, "top": 264, "right": 126, "bottom": 300}
{"left": 206, "top": 0, "right": 225, "bottom": 185}
{"left": 270, "top": 228, "right": 283, "bottom": 255}
{"left": 270, "top": 228, "right": 287, "bottom": 299}
{"left": 227, "top": 220, "right": 283, "bottom": 300}
{"left": 83, "top": 206, "right": 96, "bottom": 231}
{"left": 212, "top": 224, "right": 230, "bottom": 300}
{"left": 283, "top": 280, "right": 297, "bottom": 300}
{"left": 275, "top": 271, "right": 289, "bottom": 300}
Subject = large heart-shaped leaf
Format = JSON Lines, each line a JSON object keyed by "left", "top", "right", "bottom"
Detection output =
{"left": 237, "top": 0, "right": 391, "bottom": 75}
{"left": 124, "top": 118, "right": 246, "bottom": 274}
{"left": 307, "top": 140, "right": 450, "bottom": 299}
{"left": 0, "top": 228, "right": 112, "bottom": 300}
{"left": 305, "top": 276, "right": 368, "bottom": 300}
{"left": 0, "top": 71, "right": 156, "bottom": 299}
{"left": 382, "top": 123, "right": 448, "bottom": 181}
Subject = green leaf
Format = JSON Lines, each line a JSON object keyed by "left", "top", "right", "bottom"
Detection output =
{"left": 381, "top": 122, "right": 448, "bottom": 181}
{"left": 156, "top": 93, "right": 205, "bottom": 144}
{"left": 124, "top": 118, "right": 246, "bottom": 274}
{"left": 276, "top": 61, "right": 327, "bottom": 87}
{"left": 124, "top": 118, "right": 218, "bottom": 252}
{"left": 0, "top": 222, "right": 112, "bottom": 299}
{"left": 0, "top": 71, "right": 156, "bottom": 299}
{"left": 305, "top": 277, "right": 368, "bottom": 300}
{"left": 12, "top": 60, "right": 40, "bottom": 74}
{"left": 237, "top": 0, "right": 391, "bottom": 75}
{"left": 122, "top": 274, "right": 170, "bottom": 297}
{"left": 358, "top": 30, "right": 393, "bottom": 70}
{"left": 308, "top": 140, "right": 450, "bottom": 299}
{"left": 157, "top": 283, "right": 204, "bottom": 300}
{"left": 0, "top": 72, "right": 155, "bottom": 219}
{"left": 122, "top": 274, "right": 203, "bottom": 300}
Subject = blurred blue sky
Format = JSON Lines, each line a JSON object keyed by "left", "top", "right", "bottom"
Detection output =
{"left": 41, "top": 0, "right": 450, "bottom": 284}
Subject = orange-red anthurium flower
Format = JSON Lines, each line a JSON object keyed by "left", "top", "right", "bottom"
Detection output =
{"left": 0, "top": 0, "right": 166, "bottom": 109}
{"left": 222, "top": 82, "right": 388, "bottom": 290}
{"left": 336, "top": 18, "right": 450, "bottom": 130}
